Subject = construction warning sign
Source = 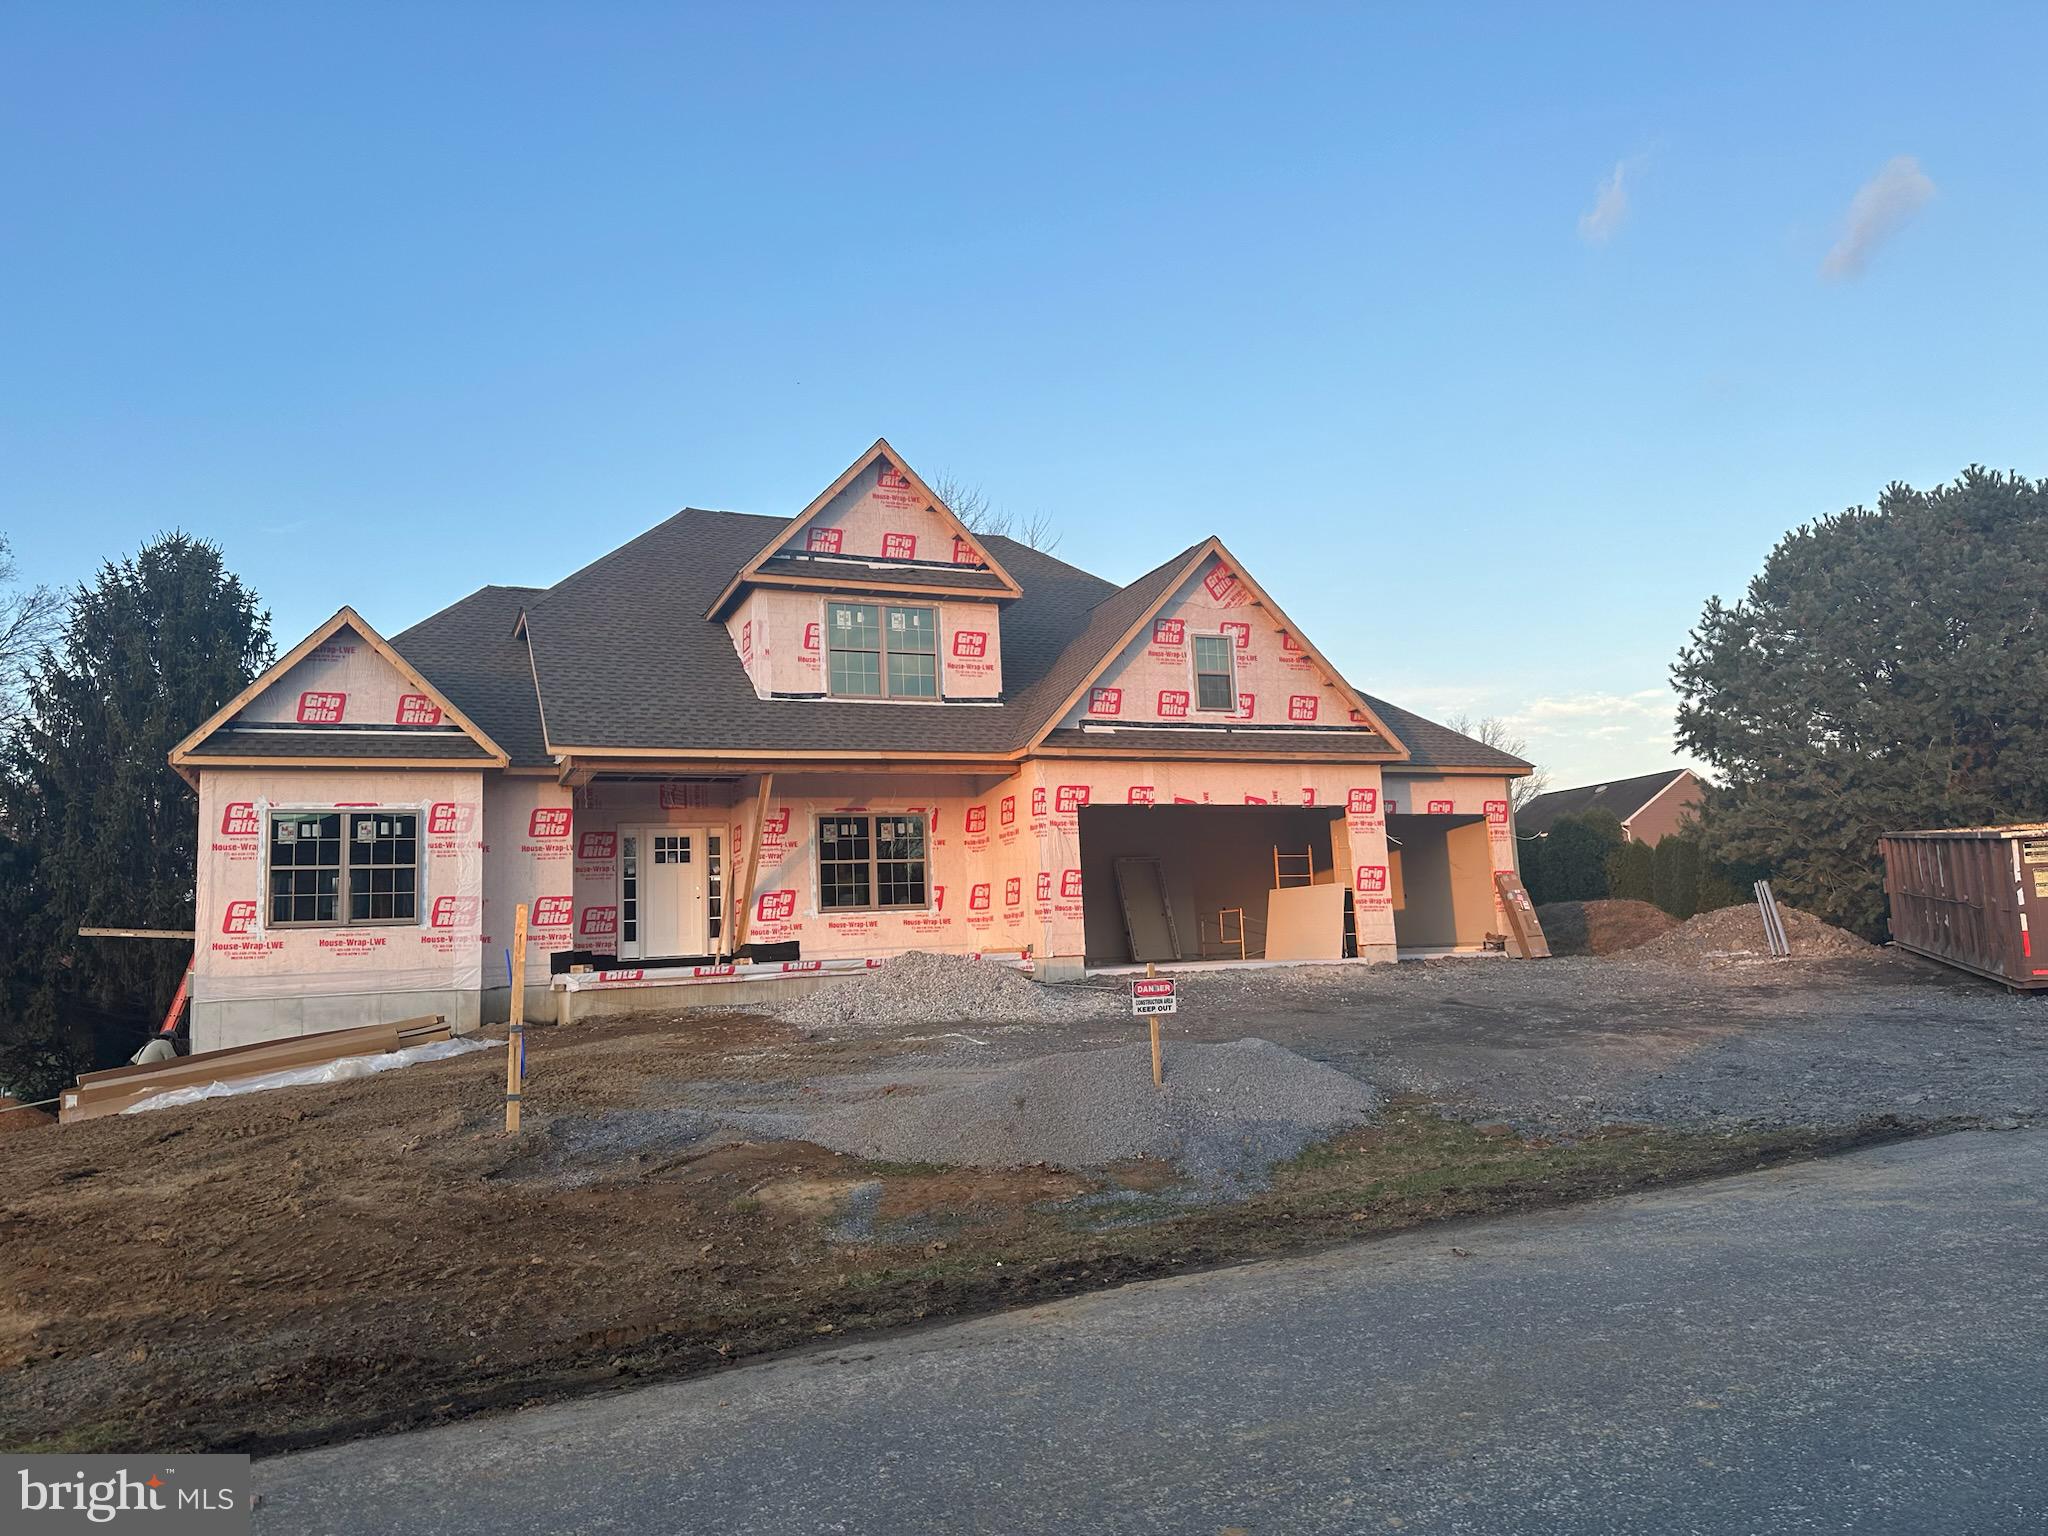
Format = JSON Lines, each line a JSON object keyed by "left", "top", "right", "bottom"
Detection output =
{"left": 1130, "top": 977, "right": 1178, "bottom": 1015}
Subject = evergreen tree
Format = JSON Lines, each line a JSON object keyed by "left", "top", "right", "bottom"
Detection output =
{"left": 1676, "top": 468, "right": 2048, "bottom": 939}
{"left": 1652, "top": 836, "right": 1704, "bottom": 920}
{"left": 1526, "top": 811, "right": 1624, "bottom": 904}
{"left": 1605, "top": 840, "right": 1657, "bottom": 904}
{"left": 0, "top": 535, "right": 271, "bottom": 1098}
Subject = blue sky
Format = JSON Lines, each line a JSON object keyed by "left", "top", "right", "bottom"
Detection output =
{"left": 5, "top": 3, "right": 2044, "bottom": 788}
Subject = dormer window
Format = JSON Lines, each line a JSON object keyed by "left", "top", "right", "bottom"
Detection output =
{"left": 828, "top": 602, "right": 937, "bottom": 699}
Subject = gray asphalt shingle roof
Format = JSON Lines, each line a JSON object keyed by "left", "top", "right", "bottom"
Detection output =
{"left": 371, "top": 506, "right": 1523, "bottom": 775}
{"left": 187, "top": 730, "right": 497, "bottom": 761}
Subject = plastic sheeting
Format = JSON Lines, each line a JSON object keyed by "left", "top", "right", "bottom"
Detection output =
{"left": 120, "top": 1035, "right": 495, "bottom": 1114}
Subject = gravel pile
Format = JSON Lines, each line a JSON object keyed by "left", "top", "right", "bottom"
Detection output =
{"left": 797, "top": 1038, "right": 1378, "bottom": 1191}
{"left": 1537, "top": 899, "right": 1679, "bottom": 957}
{"left": 777, "top": 951, "right": 1123, "bottom": 1034}
{"left": 1622, "top": 901, "right": 1872, "bottom": 968}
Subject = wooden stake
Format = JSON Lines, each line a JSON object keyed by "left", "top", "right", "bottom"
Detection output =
{"left": 506, "top": 901, "right": 528, "bottom": 1134}
{"left": 1148, "top": 962, "right": 1162, "bottom": 1087}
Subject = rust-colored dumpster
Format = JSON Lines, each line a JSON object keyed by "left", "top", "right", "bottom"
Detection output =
{"left": 1879, "top": 825, "right": 2048, "bottom": 990}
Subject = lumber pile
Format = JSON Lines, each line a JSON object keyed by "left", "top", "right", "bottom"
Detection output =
{"left": 57, "top": 1016, "right": 449, "bottom": 1125}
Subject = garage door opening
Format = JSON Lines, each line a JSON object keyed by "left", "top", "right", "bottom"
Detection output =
{"left": 1076, "top": 804, "right": 1356, "bottom": 968}
{"left": 1386, "top": 812, "right": 1496, "bottom": 954}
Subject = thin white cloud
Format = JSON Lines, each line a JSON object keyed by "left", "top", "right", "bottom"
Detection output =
{"left": 1578, "top": 158, "right": 1636, "bottom": 244}
{"left": 1821, "top": 155, "right": 1935, "bottom": 280}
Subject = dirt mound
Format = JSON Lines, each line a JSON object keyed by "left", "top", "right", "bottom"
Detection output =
{"left": 1536, "top": 900, "right": 1679, "bottom": 957}
{"left": 777, "top": 951, "right": 1122, "bottom": 1034}
{"left": 1622, "top": 901, "right": 1872, "bottom": 968}
{"left": 799, "top": 1038, "right": 1378, "bottom": 1191}
{"left": 0, "top": 1096, "right": 55, "bottom": 1136}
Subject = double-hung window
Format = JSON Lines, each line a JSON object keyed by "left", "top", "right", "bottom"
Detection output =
{"left": 817, "top": 813, "right": 928, "bottom": 910}
{"left": 1193, "top": 634, "right": 1237, "bottom": 712}
{"left": 268, "top": 810, "right": 419, "bottom": 926}
{"left": 827, "top": 603, "right": 937, "bottom": 698}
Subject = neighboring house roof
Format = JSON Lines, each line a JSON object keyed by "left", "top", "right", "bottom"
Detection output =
{"left": 1517, "top": 769, "right": 1699, "bottom": 835}
{"left": 178, "top": 487, "right": 1534, "bottom": 778}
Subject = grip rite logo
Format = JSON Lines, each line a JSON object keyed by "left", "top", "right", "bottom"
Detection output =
{"left": 805, "top": 527, "right": 843, "bottom": 554}
{"left": 1059, "top": 869, "right": 1084, "bottom": 899}
{"left": 221, "top": 900, "right": 257, "bottom": 935}
{"left": 999, "top": 794, "right": 1016, "bottom": 826}
{"left": 528, "top": 807, "right": 571, "bottom": 839}
{"left": 295, "top": 690, "right": 346, "bottom": 724}
{"left": 1356, "top": 865, "right": 1389, "bottom": 894}
{"left": 1156, "top": 689, "right": 1190, "bottom": 718}
{"left": 756, "top": 889, "right": 797, "bottom": 922}
{"left": 220, "top": 802, "right": 260, "bottom": 837}
{"left": 1428, "top": 799, "right": 1456, "bottom": 815}
{"left": 762, "top": 806, "right": 792, "bottom": 837}
{"left": 579, "top": 906, "right": 618, "bottom": 938}
{"left": 1127, "top": 785, "right": 1155, "bottom": 805}
{"left": 1485, "top": 799, "right": 1510, "bottom": 825}
{"left": 395, "top": 693, "right": 443, "bottom": 726}
{"left": 1347, "top": 787, "right": 1378, "bottom": 816}
{"left": 1087, "top": 686, "right": 1122, "bottom": 717}
{"left": 530, "top": 895, "right": 574, "bottom": 927}
{"left": 578, "top": 830, "right": 617, "bottom": 860}
{"left": 969, "top": 883, "right": 991, "bottom": 911}
{"left": 428, "top": 802, "right": 474, "bottom": 837}
{"left": 1152, "top": 617, "right": 1185, "bottom": 646}
{"left": 964, "top": 805, "right": 987, "bottom": 833}
{"left": 1288, "top": 694, "right": 1319, "bottom": 722}
{"left": 802, "top": 621, "right": 821, "bottom": 651}
{"left": 430, "top": 895, "right": 479, "bottom": 929}
{"left": 881, "top": 531, "right": 918, "bottom": 560}
{"left": 1220, "top": 621, "right": 1251, "bottom": 650}
{"left": 951, "top": 630, "right": 988, "bottom": 659}
{"left": 1054, "top": 785, "right": 1089, "bottom": 814}
{"left": 1005, "top": 876, "right": 1021, "bottom": 906}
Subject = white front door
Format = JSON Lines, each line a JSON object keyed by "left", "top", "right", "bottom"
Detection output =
{"left": 621, "top": 827, "right": 709, "bottom": 958}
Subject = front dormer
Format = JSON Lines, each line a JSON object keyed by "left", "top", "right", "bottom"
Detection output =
{"left": 711, "top": 440, "right": 1020, "bottom": 702}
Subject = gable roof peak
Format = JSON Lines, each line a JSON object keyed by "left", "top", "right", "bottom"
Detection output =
{"left": 707, "top": 438, "right": 1024, "bottom": 618}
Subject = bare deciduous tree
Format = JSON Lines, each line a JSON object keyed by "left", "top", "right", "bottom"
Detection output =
{"left": 1445, "top": 712, "right": 1551, "bottom": 811}
{"left": 0, "top": 535, "right": 61, "bottom": 734}
{"left": 930, "top": 474, "right": 1061, "bottom": 555}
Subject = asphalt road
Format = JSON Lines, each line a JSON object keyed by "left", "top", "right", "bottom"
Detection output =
{"left": 255, "top": 1130, "right": 2048, "bottom": 1535}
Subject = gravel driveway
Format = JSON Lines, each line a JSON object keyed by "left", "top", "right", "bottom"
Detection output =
{"left": 769, "top": 949, "right": 2048, "bottom": 1135}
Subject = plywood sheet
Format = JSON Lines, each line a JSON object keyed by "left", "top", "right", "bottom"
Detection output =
{"left": 1113, "top": 857, "right": 1181, "bottom": 962}
{"left": 1264, "top": 883, "right": 1347, "bottom": 960}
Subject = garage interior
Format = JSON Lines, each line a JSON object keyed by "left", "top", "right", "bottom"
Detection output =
{"left": 1385, "top": 811, "right": 1497, "bottom": 952}
{"left": 1078, "top": 805, "right": 1355, "bottom": 967}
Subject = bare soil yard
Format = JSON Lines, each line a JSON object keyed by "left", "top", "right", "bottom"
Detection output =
{"left": 3, "top": 941, "right": 2041, "bottom": 1456}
